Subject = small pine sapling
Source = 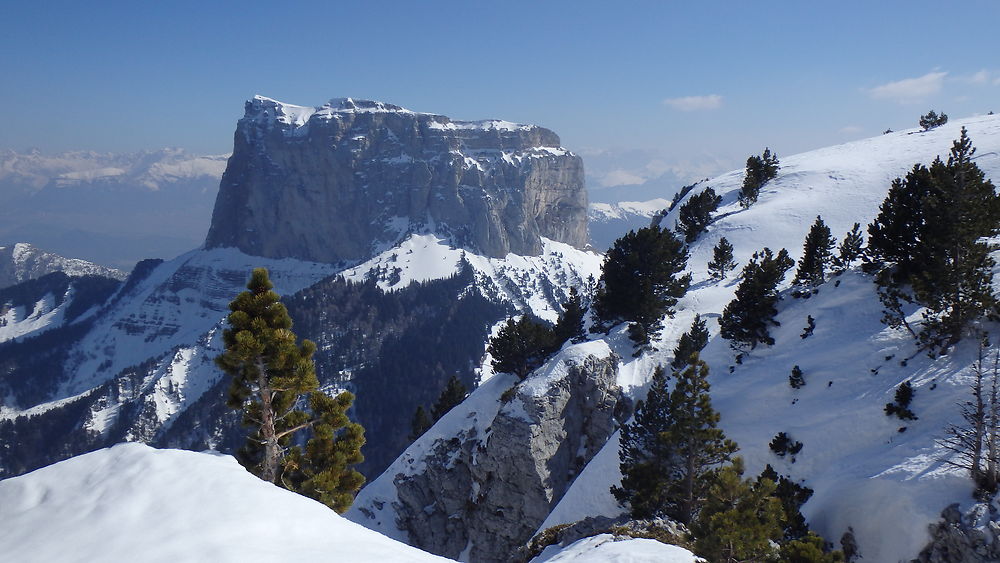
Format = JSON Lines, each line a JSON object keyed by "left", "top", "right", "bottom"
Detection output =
{"left": 833, "top": 223, "right": 864, "bottom": 272}
{"left": 708, "top": 237, "right": 738, "bottom": 280}
{"left": 800, "top": 315, "right": 816, "bottom": 339}
{"left": 919, "top": 110, "right": 948, "bottom": 131}
{"left": 789, "top": 365, "right": 806, "bottom": 389}
{"left": 884, "top": 381, "right": 917, "bottom": 420}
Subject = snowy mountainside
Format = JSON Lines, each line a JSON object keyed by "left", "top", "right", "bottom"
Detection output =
{"left": 0, "top": 272, "right": 121, "bottom": 344}
{"left": 588, "top": 198, "right": 671, "bottom": 252}
{"left": 0, "top": 242, "right": 125, "bottom": 289}
{"left": 0, "top": 443, "right": 453, "bottom": 563}
{"left": 0, "top": 149, "right": 226, "bottom": 269}
{"left": 0, "top": 237, "right": 600, "bottom": 479}
{"left": 349, "top": 114, "right": 1000, "bottom": 562}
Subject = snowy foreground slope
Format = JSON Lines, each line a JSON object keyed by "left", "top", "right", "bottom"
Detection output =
{"left": 0, "top": 444, "right": 697, "bottom": 563}
{"left": 352, "top": 114, "right": 1000, "bottom": 562}
{"left": 0, "top": 444, "right": 451, "bottom": 563}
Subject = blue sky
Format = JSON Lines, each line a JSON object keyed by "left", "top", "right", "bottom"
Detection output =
{"left": 3, "top": 0, "right": 998, "bottom": 193}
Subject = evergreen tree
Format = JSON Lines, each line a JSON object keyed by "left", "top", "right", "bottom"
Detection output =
{"left": 780, "top": 533, "right": 846, "bottom": 563}
{"left": 431, "top": 375, "right": 468, "bottom": 421}
{"left": 215, "top": 268, "right": 365, "bottom": 512}
{"left": 592, "top": 226, "right": 691, "bottom": 351}
{"left": 719, "top": 248, "right": 795, "bottom": 350}
{"left": 868, "top": 129, "right": 1000, "bottom": 349}
{"left": 409, "top": 405, "right": 432, "bottom": 441}
{"left": 692, "top": 458, "right": 784, "bottom": 563}
{"left": 789, "top": 365, "right": 805, "bottom": 389}
{"left": 553, "top": 287, "right": 587, "bottom": 344}
{"left": 708, "top": 237, "right": 738, "bottom": 280}
{"left": 671, "top": 314, "right": 709, "bottom": 370}
{"left": 613, "top": 355, "right": 737, "bottom": 524}
{"left": 676, "top": 187, "right": 723, "bottom": 243}
{"left": 833, "top": 223, "right": 864, "bottom": 272}
{"left": 919, "top": 110, "right": 948, "bottom": 131}
{"left": 759, "top": 464, "right": 814, "bottom": 541}
{"left": 738, "top": 148, "right": 780, "bottom": 208}
{"left": 793, "top": 216, "right": 836, "bottom": 289}
{"left": 941, "top": 341, "right": 1000, "bottom": 495}
{"left": 489, "top": 316, "right": 556, "bottom": 379}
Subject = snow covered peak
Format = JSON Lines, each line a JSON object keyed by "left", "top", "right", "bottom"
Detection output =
{"left": 0, "top": 243, "right": 126, "bottom": 288}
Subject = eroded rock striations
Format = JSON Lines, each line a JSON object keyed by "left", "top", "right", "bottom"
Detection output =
{"left": 205, "top": 96, "right": 588, "bottom": 262}
{"left": 388, "top": 353, "right": 623, "bottom": 562}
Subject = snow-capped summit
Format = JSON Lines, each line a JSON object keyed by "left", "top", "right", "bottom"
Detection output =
{"left": 0, "top": 242, "right": 125, "bottom": 288}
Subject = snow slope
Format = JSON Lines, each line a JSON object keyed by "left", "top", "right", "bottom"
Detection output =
{"left": 0, "top": 443, "right": 452, "bottom": 563}
{"left": 354, "top": 114, "right": 1000, "bottom": 562}
{"left": 533, "top": 534, "right": 701, "bottom": 563}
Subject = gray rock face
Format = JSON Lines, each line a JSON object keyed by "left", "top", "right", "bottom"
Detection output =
{"left": 389, "top": 353, "right": 622, "bottom": 562}
{"left": 911, "top": 503, "right": 1000, "bottom": 563}
{"left": 205, "top": 96, "right": 588, "bottom": 263}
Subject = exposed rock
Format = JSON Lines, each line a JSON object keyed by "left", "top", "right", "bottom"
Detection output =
{"left": 390, "top": 352, "right": 622, "bottom": 562}
{"left": 911, "top": 503, "right": 1000, "bottom": 563}
{"left": 205, "top": 96, "right": 589, "bottom": 262}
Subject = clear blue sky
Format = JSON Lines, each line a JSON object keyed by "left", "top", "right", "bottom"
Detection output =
{"left": 3, "top": 0, "right": 998, "bottom": 188}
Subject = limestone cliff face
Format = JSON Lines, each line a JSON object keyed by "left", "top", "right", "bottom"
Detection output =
{"left": 384, "top": 352, "right": 624, "bottom": 563}
{"left": 205, "top": 97, "right": 588, "bottom": 262}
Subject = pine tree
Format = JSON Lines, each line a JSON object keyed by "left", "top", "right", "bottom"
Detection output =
{"left": 671, "top": 314, "right": 709, "bottom": 370}
{"left": 708, "top": 237, "right": 737, "bottom": 280}
{"left": 691, "top": 458, "right": 784, "bottom": 563}
{"left": 592, "top": 226, "right": 691, "bottom": 351}
{"left": 919, "top": 110, "right": 948, "bottom": 131}
{"left": 719, "top": 248, "right": 795, "bottom": 350}
{"left": 793, "top": 216, "right": 836, "bottom": 289}
{"left": 676, "top": 187, "right": 722, "bottom": 243}
{"left": 739, "top": 148, "right": 780, "bottom": 208}
{"left": 789, "top": 365, "right": 805, "bottom": 388}
{"left": 868, "top": 128, "right": 1000, "bottom": 349}
{"left": 941, "top": 340, "right": 1000, "bottom": 495}
{"left": 833, "top": 223, "right": 864, "bottom": 272}
{"left": 489, "top": 316, "right": 556, "bottom": 379}
{"left": 409, "top": 405, "right": 432, "bottom": 441}
{"left": 431, "top": 375, "right": 468, "bottom": 421}
{"left": 216, "top": 267, "right": 365, "bottom": 512}
{"left": 780, "top": 533, "right": 846, "bottom": 562}
{"left": 613, "top": 354, "right": 737, "bottom": 525}
{"left": 553, "top": 287, "right": 587, "bottom": 344}
{"left": 759, "top": 464, "right": 814, "bottom": 541}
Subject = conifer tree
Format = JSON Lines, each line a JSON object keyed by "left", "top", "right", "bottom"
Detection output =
{"left": 738, "top": 148, "right": 780, "bottom": 208}
{"left": 719, "top": 248, "right": 795, "bottom": 349}
{"left": 671, "top": 314, "right": 709, "bottom": 370}
{"left": 216, "top": 267, "right": 365, "bottom": 512}
{"left": 593, "top": 226, "right": 691, "bottom": 351}
{"left": 553, "top": 287, "right": 587, "bottom": 344}
{"left": 489, "top": 316, "right": 556, "bottom": 379}
{"left": 676, "top": 187, "right": 722, "bottom": 243}
{"left": 614, "top": 355, "right": 737, "bottom": 524}
{"left": 708, "top": 237, "right": 737, "bottom": 280}
{"left": 919, "top": 110, "right": 948, "bottom": 131}
{"left": 793, "top": 216, "right": 836, "bottom": 289}
{"left": 868, "top": 128, "right": 1000, "bottom": 348}
{"left": 409, "top": 405, "right": 432, "bottom": 441}
{"left": 431, "top": 375, "right": 468, "bottom": 420}
{"left": 789, "top": 365, "right": 805, "bottom": 389}
{"left": 692, "top": 458, "right": 784, "bottom": 563}
{"left": 833, "top": 223, "right": 864, "bottom": 272}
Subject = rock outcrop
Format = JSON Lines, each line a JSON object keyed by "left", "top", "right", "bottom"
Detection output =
{"left": 384, "top": 351, "right": 623, "bottom": 562}
{"left": 911, "top": 503, "right": 1000, "bottom": 563}
{"left": 205, "top": 96, "right": 588, "bottom": 262}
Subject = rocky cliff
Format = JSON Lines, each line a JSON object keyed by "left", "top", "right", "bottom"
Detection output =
{"left": 205, "top": 96, "right": 588, "bottom": 262}
{"left": 349, "top": 343, "right": 626, "bottom": 562}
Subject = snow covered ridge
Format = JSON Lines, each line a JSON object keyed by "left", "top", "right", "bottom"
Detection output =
{"left": 0, "top": 443, "right": 453, "bottom": 563}
{"left": 0, "top": 243, "right": 126, "bottom": 290}
{"left": 248, "top": 95, "right": 539, "bottom": 133}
